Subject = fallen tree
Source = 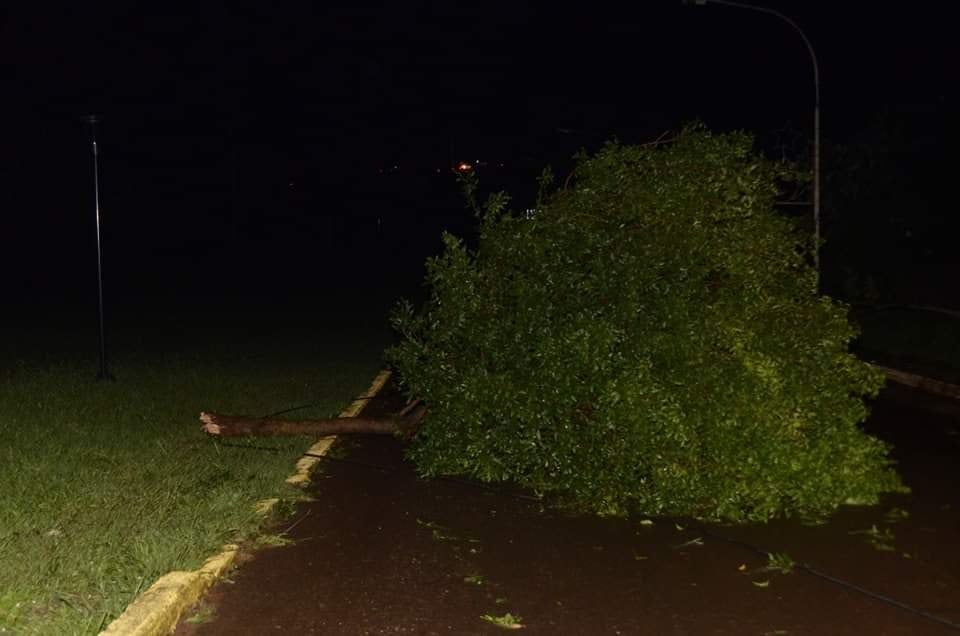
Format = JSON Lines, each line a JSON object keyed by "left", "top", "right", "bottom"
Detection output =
{"left": 386, "top": 125, "right": 907, "bottom": 523}
{"left": 200, "top": 400, "right": 427, "bottom": 440}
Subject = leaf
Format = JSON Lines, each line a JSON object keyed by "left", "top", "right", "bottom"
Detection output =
{"left": 883, "top": 507, "right": 910, "bottom": 523}
{"left": 481, "top": 613, "right": 525, "bottom": 629}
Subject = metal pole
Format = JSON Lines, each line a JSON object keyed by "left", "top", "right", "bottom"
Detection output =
{"left": 688, "top": 0, "right": 821, "bottom": 290}
{"left": 86, "top": 115, "right": 112, "bottom": 380}
{"left": 813, "top": 87, "right": 820, "bottom": 291}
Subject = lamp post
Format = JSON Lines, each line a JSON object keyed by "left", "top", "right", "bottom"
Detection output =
{"left": 685, "top": 0, "right": 821, "bottom": 290}
{"left": 86, "top": 114, "right": 113, "bottom": 380}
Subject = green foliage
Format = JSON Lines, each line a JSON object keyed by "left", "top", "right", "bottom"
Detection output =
{"left": 388, "top": 124, "right": 906, "bottom": 523}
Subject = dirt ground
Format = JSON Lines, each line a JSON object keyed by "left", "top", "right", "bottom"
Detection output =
{"left": 175, "top": 380, "right": 960, "bottom": 635}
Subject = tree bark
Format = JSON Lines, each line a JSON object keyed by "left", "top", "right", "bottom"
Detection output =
{"left": 200, "top": 405, "right": 427, "bottom": 439}
{"left": 874, "top": 365, "right": 960, "bottom": 400}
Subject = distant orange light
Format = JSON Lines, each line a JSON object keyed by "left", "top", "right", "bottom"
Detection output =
{"left": 457, "top": 162, "right": 473, "bottom": 172}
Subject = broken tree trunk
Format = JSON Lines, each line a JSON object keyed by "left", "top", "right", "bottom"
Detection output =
{"left": 200, "top": 403, "right": 427, "bottom": 440}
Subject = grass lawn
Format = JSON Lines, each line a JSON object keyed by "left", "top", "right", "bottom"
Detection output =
{"left": 0, "top": 307, "right": 391, "bottom": 634}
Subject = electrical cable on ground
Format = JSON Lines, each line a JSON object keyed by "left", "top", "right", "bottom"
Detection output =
{"left": 304, "top": 447, "right": 960, "bottom": 632}
{"left": 258, "top": 392, "right": 378, "bottom": 419}
{"left": 220, "top": 440, "right": 960, "bottom": 630}
{"left": 218, "top": 384, "right": 960, "bottom": 632}
{"left": 689, "top": 523, "right": 960, "bottom": 632}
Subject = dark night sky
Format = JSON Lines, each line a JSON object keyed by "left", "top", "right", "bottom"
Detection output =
{"left": 2, "top": 2, "right": 957, "bottom": 310}
{"left": 6, "top": 3, "right": 954, "bottom": 149}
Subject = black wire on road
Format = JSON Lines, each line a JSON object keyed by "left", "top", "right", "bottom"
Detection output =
{"left": 215, "top": 440, "right": 960, "bottom": 631}
{"left": 258, "top": 392, "right": 378, "bottom": 419}
{"left": 687, "top": 523, "right": 960, "bottom": 632}
{"left": 309, "top": 449, "right": 960, "bottom": 632}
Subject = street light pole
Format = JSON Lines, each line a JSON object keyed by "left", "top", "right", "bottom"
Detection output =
{"left": 686, "top": 0, "right": 821, "bottom": 290}
{"left": 86, "top": 114, "right": 113, "bottom": 380}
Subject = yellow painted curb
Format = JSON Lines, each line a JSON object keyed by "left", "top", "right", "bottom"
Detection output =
{"left": 100, "top": 546, "right": 238, "bottom": 636}
{"left": 99, "top": 369, "right": 392, "bottom": 635}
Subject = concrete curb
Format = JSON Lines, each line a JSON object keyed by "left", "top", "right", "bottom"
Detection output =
{"left": 100, "top": 547, "right": 239, "bottom": 636}
{"left": 100, "top": 369, "right": 393, "bottom": 636}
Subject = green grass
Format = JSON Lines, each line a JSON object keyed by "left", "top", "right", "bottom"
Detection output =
{"left": 0, "top": 311, "right": 390, "bottom": 634}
